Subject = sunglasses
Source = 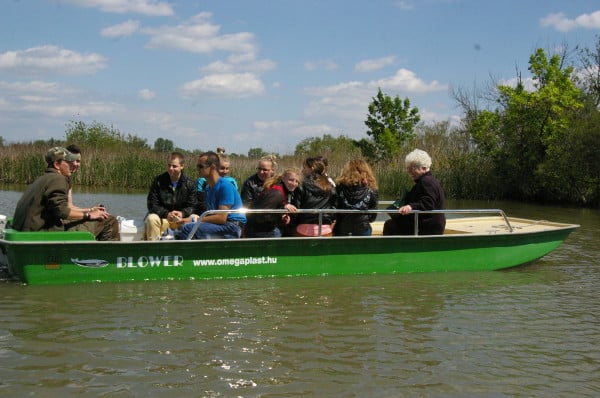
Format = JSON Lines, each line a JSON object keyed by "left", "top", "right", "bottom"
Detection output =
{"left": 196, "top": 164, "right": 209, "bottom": 170}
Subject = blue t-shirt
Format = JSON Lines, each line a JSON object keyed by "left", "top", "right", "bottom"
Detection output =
{"left": 197, "top": 176, "right": 237, "bottom": 191}
{"left": 205, "top": 177, "right": 246, "bottom": 223}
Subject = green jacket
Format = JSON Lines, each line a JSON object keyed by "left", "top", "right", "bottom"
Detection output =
{"left": 12, "top": 168, "right": 72, "bottom": 231}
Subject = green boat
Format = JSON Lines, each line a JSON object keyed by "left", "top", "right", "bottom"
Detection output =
{"left": 0, "top": 208, "right": 579, "bottom": 285}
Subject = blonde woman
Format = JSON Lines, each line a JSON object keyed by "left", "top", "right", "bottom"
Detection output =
{"left": 240, "top": 154, "right": 277, "bottom": 206}
{"left": 334, "top": 159, "right": 379, "bottom": 236}
{"left": 246, "top": 167, "right": 302, "bottom": 238}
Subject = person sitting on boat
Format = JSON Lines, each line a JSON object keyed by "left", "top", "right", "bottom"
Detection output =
{"left": 180, "top": 151, "right": 246, "bottom": 239}
{"left": 240, "top": 155, "right": 277, "bottom": 207}
{"left": 182, "top": 148, "right": 237, "bottom": 224}
{"left": 333, "top": 159, "right": 379, "bottom": 236}
{"left": 11, "top": 146, "right": 120, "bottom": 240}
{"left": 62, "top": 144, "right": 107, "bottom": 227}
{"left": 144, "top": 152, "right": 197, "bottom": 240}
{"left": 292, "top": 156, "right": 337, "bottom": 237}
{"left": 246, "top": 167, "right": 302, "bottom": 238}
{"left": 383, "top": 149, "right": 446, "bottom": 235}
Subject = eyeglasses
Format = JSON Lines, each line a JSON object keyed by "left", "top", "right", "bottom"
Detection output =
{"left": 257, "top": 167, "right": 271, "bottom": 172}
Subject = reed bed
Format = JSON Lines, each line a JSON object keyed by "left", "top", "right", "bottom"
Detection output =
{"left": 0, "top": 146, "right": 410, "bottom": 198}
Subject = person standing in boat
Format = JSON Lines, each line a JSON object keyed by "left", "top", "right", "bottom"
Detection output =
{"left": 144, "top": 152, "right": 197, "bottom": 240}
{"left": 240, "top": 155, "right": 277, "bottom": 207}
{"left": 181, "top": 151, "right": 246, "bottom": 239}
{"left": 383, "top": 149, "right": 446, "bottom": 235}
{"left": 292, "top": 156, "right": 337, "bottom": 237}
{"left": 246, "top": 167, "right": 302, "bottom": 238}
{"left": 11, "top": 146, "right": 119, "bottom": 240}
{"left": 333, "top": 159, "right": 379, "bottom": 236}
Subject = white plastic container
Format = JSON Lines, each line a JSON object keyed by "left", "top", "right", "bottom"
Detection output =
{"left": 0, "top": 214, "right": 6, "bottom": 236}
{"left": 119, "top": 218, "right": 144, "bottom": 241}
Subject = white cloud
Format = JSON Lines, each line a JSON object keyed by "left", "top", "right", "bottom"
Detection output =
{"left": 355, "top": 56, "right": 396, "bottom": 72}
{"left": 60, "top": 0, "right": 174, "bottom": 16}
{"left": 101, "top": 20, "right": 140, "bottom": 38}
{"left": 540, "top": 10, "right": 600, "bottom": 32}
{"left": 0, "top": 80, "right": 77, "bottom": 95}
{"left": 201, "top": 54, "right": 276, "bottom": 75}
{"left": 300, "top": 68, "right": 449, "bottom": 140}
{"left": 138, "top": 88, "right": 156, "bottom": 100}
{"left": 143, "top": 13, "right": 257, "bottom": 56}
{"left": 0, "top": 45, "right": 107, "bottom": 75}
{"left": 0, "top": 79, "right": 116, "bottom": 119}
{"left": 20, "top": 102, "right": 117, "bottom": 118}
{"left": 393, "top": 1, "right": 414, "bottom": 11}
{"left": 304, "top": 60, "right": 338, "bottom": 71}
{"left": 499, "top": 76, "right": 536, "bottom": 91}
{"left": 180, "top": 73, "right": 265, "bottom": 98}
{"left": 372, "top": 68, "right": 447, "bottom": 93}
{"left": 19, "top": 95, "right": 56, "bottom": 103}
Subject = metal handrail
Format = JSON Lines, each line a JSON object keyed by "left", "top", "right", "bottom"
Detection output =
{"left": 186, "top": 206, "right": 513, "bottom": 239}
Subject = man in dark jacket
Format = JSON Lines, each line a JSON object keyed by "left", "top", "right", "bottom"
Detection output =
{"left": 383, "top": 149, "right": 446, "bottom": 236}
{"left": 12, "top": 146, "right": 120, "bottom": 240}
{"left": 144, "top": 152, "right": 197, "bottom": 240}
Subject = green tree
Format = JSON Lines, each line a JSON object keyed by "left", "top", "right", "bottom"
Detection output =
{"left": 363, "top": 88, "right": 420, "bottom": 160}
{"left": 154, "top": 138, "right": 174, "bottom": 153}
{"left": 248, "top": 147, "right": 266, "bottom": 158}
{"left": 294, "top": 134, "right": 360, "bottom": 158}
{"left": 576, "top": 35, "right": 600, "bottom": 108}
{"left": 65, "top": 120, "right": 149, "bottom": 149}
{"left": 467, "top": 48, "right": 583, "bottom": 201}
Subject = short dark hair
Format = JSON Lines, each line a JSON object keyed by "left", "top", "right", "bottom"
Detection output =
{"left": 66, "top": 144, "right": 81, "bottom": 154}
{"left": 200, "top": 151, "right": 220, "bottom": 168}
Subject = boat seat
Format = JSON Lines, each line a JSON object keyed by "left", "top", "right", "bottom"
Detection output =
{"left": 3, "top": 228, "right": 96, "bottom": 241}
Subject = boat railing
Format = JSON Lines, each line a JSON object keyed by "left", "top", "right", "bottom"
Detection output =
{"left": 186, "top": 205, "right": 513, "bottom": 239}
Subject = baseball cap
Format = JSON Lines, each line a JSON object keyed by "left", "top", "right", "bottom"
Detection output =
{"left": 45, "top": 146, "right": 79, "bottom": 163}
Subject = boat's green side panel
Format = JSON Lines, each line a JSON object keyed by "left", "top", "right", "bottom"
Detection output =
{"left": 3, "top": 229, "right": 95, "bottom": 241}
{"left": 1, "top": 227, "right": 576, "bottom": 285}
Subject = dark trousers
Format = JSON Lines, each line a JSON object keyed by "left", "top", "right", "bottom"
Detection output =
{"left": 65, "top": 215, "right": 120, "bottom": 241}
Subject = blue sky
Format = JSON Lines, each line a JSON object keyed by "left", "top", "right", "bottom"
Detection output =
{"left": 1, "top": 1, "right": 598, "bottom": 155}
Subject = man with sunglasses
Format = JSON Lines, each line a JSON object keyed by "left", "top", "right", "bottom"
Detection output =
{"left": 181, "top": 151, "right": 246, "bottom": 239}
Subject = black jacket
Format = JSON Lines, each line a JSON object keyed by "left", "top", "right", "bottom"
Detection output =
{"left": 246, "top": 183, "right": 288, "bottom": 234}
{"left": 240, "top": 173, "right": 265, "bottom": 207}
{"left": 146, "top": 172, "right": 197, "bottom": 218}
{"left": 385, "top": 171, "right": 445, "bottom": 235}
{"left": 333, "top": 184, "right": 378, "bottom": 236}
{"left": 293, "top": 176, "right": 336, "bottom": 225}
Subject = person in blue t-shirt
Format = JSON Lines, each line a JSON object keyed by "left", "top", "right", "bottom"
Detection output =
{"left": 181, "top": 151, "right": 246, "bottom": 239}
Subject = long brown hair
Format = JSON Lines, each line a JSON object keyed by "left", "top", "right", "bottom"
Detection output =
{"left": 336, "top": 159, "right": 378, "bottom": 189}
{"left": 304, "top": 156, "right": 333, "bottom": 192}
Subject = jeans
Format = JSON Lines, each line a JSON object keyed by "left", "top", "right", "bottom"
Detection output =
{"left": 179, "top": 221, "right": 242, "bottom": 239}
{"left": 248, "top": 227, "right": 282, "bottom": 238}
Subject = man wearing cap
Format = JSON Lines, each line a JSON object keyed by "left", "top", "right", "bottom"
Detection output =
{"left": 12, "top": 146, "right": 120, "bottom": 240}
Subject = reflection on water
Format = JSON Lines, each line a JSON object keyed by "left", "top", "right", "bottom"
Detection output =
{"left": 0, "top": 189, "right": 599, "bottom": 396}
{"left": 1, "top": 271, "right": 599, "bottom": 397}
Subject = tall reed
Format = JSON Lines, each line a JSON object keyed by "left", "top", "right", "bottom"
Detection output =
{"left": 0, "top": 143, "right": 487, "bottom": 201}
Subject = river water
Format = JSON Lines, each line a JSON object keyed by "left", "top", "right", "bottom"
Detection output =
{"left": 0, "top": 189, "right": 599, "bottom": 397}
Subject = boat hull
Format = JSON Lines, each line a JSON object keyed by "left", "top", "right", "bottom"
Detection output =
{"left": 0, "top": 222, "right": 577, "bottom": 285}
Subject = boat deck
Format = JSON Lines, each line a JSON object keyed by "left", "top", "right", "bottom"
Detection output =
{"left": 371, "top": 216, "right": 573, "bottom": 236}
